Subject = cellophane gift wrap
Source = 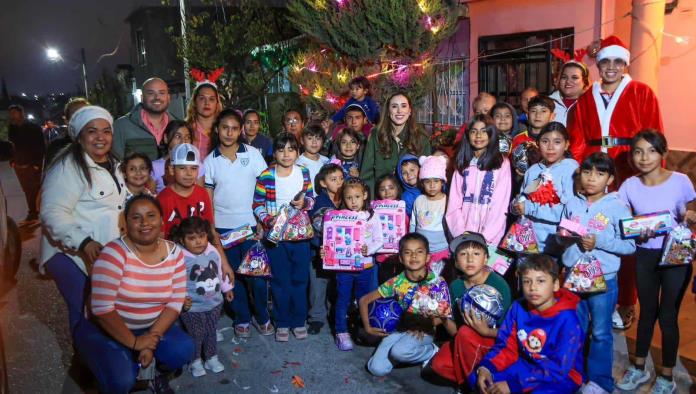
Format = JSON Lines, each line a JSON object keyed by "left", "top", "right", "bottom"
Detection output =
{"left": 266, "top": 204, "right": 314, "bottom": 243}
{"left": 660, "top": 224, "right": 696, "bottom": 267}
{"left": 237, "top": 241, "right": 271, "bottom": 278}
{"left": 499, "top": 216, "right": 540, "bottom": 254}
{"left": 564, "top": 253, "right": 606, "bottom": 293}
{"left": 411, "top": 279, "right": 452, "bottom": 318}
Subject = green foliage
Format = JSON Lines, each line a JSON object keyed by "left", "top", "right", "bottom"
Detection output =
{"left": 168, "top": 0, "right": 298, "bottom": 108}
{"left": 287, "top": 0, "right": 459, "bottom": 110}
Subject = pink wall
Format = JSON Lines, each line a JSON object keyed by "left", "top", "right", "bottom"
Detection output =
{"left": 466, "top": 0, "right": 696, "bottom": 152}
{"left": 657, "top": 0, "right": 696, "bottom": 152}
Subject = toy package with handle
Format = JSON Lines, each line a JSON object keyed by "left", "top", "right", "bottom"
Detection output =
{"left": 499, "top": 216, "right": 539, "bottom": 254}
{"left": 370, "top": 200, "right": 407, "bottom": 254}
{"left": 237, "top": 241, "right": 271, "bottom": 278}
{"left": 619, "top": 210, "right": 672, "bottom": 239}
{"left": 564, "top": 253, "right": 606, "bottom": 293}
{"left": 266, "top": 204, "right": 314, "bottom": 244}
{"left": 219, "top": 224, "right": 254, "bottom": 249}
{"left": 660, "top": 223, "right": 696, "bottom": 267}
{"left": 322, "top": 210, "right": 384, "bottom": 271}
{"left": 557, "top": 218, "right": 588, "bottom": 241}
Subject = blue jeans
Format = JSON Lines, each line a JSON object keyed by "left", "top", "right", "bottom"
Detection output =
{"left": 73, "top": 320, "right": 193, "bottom": 394}
{"left": 367, "top": 331, "right": 436, "bottom": 376}
{"left": 45, "top": 253, "right": 89, "bottom": 335}
{"left": 577, "top": 277, "right": 618, "bottom": 392}
{"left": 267, "top": 240, "right": 311, "bottom": 329}
{"left": 468, "top": 360, "right": 581, "bottom": 394}
{"left": 217, "top": 228, "right": 270, "bottom": 326}
{"left": 335, "top": 266, "right": 377, "bottom": 333}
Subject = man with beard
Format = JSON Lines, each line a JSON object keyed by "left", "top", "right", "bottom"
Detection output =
{"left": 113, "top": 78, "right": 177, "bottom": 160}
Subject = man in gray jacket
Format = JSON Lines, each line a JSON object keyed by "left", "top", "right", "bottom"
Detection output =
{"left": 113, "top": 77, "right": 177, "bottom": 160}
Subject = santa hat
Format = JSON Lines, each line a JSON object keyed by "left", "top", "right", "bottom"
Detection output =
{"left": 418, "top": 155, "right": 447, "bottom": 181}
{"left": 596, "top": 35, "right": 630, "bottom": 65}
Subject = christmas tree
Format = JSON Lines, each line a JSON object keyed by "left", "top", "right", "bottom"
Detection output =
{"left": 287, "top": 0, "right": 460, "bottom": 113}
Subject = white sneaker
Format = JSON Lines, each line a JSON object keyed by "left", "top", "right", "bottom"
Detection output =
{"left": 422, "top": 344, "right": 439, "bottom": 368}
{"left": 612, "top": 310, "right": 624, "bottom": 330}
{"left": 190, "top": 358, "right": 206, "bottom": 377}
{"left": 650, "top": 376, "right": 676, "bottom": 394}
{"left": 616, "top": 366, "right": 651, "bottom": 390}
{"left": 581, "top": 381, "right": 609, "bottom": 394}
{"left": 204, "top": 355, "right": 225, "bottom": 373}
{"left": 216, "top": 328, "right": 224, "bottom": 342}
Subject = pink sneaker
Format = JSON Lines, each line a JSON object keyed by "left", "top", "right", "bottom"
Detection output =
{"left": 335, "top": 333, "right": 354, "bottom": 351}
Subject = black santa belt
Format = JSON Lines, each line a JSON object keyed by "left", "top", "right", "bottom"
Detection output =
{"left": 588, "top": 137, "right": 632, "bottom": 148}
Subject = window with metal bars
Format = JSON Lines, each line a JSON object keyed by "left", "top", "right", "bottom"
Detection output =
{"left": 478, "top": 28, "right": 574, "bottom": 109}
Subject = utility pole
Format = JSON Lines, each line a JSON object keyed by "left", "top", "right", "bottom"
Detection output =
{"left": 81, "top": 48, "right": 89, "bottom": 100}
{"left": 180, "top": 0, "right": 191, "bottom": 101}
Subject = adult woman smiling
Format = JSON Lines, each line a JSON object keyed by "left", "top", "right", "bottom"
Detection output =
{"left": 549, "top": 61, "right": 590, "bottom": 126}
{"left": 360, "top": 92, "right": 431, "bottom": 195}
{"left": 40, "top": 106, "right": 126, "bottom": 335}
{"left": 89, "top": 194, "right": 193, "bottom": 393}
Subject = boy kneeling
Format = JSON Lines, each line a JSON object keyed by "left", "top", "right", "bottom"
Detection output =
{"left": 470, "top": 255, "right": 584, "bottom": 394}
{"left": 430, "top": 232, "right": 512, "bottom": 388}
{"left": 359, "top": 233, "right": 452, "bottom": 376}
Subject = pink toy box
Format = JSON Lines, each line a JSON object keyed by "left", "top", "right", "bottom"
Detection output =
{"left": 370, "top": 200, "right": 407, "bottom": 254}
{"left": 322, "top": 210, "right": 384, "bottom": 271}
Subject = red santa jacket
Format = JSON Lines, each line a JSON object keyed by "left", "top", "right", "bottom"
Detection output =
{"left": 567, "top": 76, "right": 663, "bottom": 183}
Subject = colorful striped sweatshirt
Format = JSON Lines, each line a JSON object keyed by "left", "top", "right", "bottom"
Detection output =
{"left": 252, "top": 164, "right": 315, "bottom": 227}
{"left": 91, "top": 238, "right": 187, "bottom": 330}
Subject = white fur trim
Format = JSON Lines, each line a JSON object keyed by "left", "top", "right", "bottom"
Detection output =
{"left": 597, "top": 45, "right": 630, "bottom": 65}
{"left": 591, "top": 75, "right": 632, "bottom": 153}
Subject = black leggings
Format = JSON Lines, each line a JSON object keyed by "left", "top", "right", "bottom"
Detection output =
{"left": 635, "top": 247, "right": 692, "bottom": 368}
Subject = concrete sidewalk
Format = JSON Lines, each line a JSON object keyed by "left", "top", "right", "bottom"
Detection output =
{"left": 0, "top": 161, "right": 693, "bottom": 393}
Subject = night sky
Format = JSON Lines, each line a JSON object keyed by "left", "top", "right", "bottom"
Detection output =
{"left": 0, "top": 0, "right": 162, "bottom": 96}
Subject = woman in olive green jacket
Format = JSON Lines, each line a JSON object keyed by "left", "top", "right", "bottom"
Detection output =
{"left": 360, "top": 92, "right": 431, "bottom": 195}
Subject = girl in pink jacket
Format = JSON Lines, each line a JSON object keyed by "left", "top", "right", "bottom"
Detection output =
{"left": 446, "top": 115, "right": 512, "bottom": 245}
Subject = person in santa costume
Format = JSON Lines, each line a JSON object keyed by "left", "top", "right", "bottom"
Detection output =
{"left": 567, "top": 35, "right": 664, "bottom": 331}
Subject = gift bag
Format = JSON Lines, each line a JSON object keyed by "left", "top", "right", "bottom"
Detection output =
{"left": 237, "top": 241, "right": 271, "bottom": 278}
{"left": 266, "top": 204, "right": 314, "bottom": 244}
{"left": 499, "top": 216, "right": 539, "bottom": 254}
{"left": 660, "top": 224, "right": 696, "bottom": 267}
{"left": 410, "top": 278, "right": 452, "bottom": 319}
{"left": 564, "top": 253, "right": 606, "bottom": 293}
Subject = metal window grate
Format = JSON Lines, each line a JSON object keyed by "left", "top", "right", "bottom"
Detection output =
{"left": 478, "top": 28, "right": 574, "bottom": 109}
{"left": 416, "top": 58, "right": 469, "bottom": 127}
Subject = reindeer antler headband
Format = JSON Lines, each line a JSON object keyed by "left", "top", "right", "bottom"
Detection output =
{"left": 550, "top": 48, "right": 589, "bottom": 75}
{"left": 190, "top": 67, "right": 225, "bottom": 90}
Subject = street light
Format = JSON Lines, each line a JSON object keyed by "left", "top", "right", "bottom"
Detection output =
{"left": 45, "top": 47, "right": 89, "bottom": 100}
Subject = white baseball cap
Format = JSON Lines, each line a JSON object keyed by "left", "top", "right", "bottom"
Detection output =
{"left": 170, "top": 143, "right": 200, "bottom": 166}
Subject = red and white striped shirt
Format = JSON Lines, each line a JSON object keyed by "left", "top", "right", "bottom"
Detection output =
{"left": 91, "top": 238, "right": 186, "bottom": 330}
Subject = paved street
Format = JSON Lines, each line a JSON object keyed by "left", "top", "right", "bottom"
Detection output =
{"left": 0, "top": 162, "right": 692, "bottom": 393}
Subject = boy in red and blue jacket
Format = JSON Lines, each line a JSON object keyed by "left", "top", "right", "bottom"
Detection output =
{"left": 471, "top": 254, "right": 584, "bottom": 394}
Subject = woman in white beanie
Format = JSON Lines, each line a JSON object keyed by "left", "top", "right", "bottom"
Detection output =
{"left": 40, "top": 105, "right": 126, "bottom": 340}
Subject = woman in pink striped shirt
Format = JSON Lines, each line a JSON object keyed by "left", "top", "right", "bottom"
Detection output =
{"left": 88, "top": 195, "right": 193, "bottom": 393}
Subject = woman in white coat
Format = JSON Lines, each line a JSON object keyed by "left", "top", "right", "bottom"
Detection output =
{"left": 40, "top": 106, "right": 126, "bottom": 334}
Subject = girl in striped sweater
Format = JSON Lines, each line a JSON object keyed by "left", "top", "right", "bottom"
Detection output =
{"left": 253, "top": 132, "right": 315, "bottom": 342}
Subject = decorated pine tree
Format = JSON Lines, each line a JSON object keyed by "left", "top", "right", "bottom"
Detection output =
{"left": 287, "top": 0, "right": 460, "bottom": 113}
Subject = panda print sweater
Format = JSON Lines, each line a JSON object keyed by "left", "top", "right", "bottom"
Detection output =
{"left": 183, "top": 243, "right": 233, "bottom": 313}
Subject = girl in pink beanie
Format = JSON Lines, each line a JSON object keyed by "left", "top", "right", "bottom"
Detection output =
{"left": 409, "top": 155, "right": 449, "bottom": 268}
